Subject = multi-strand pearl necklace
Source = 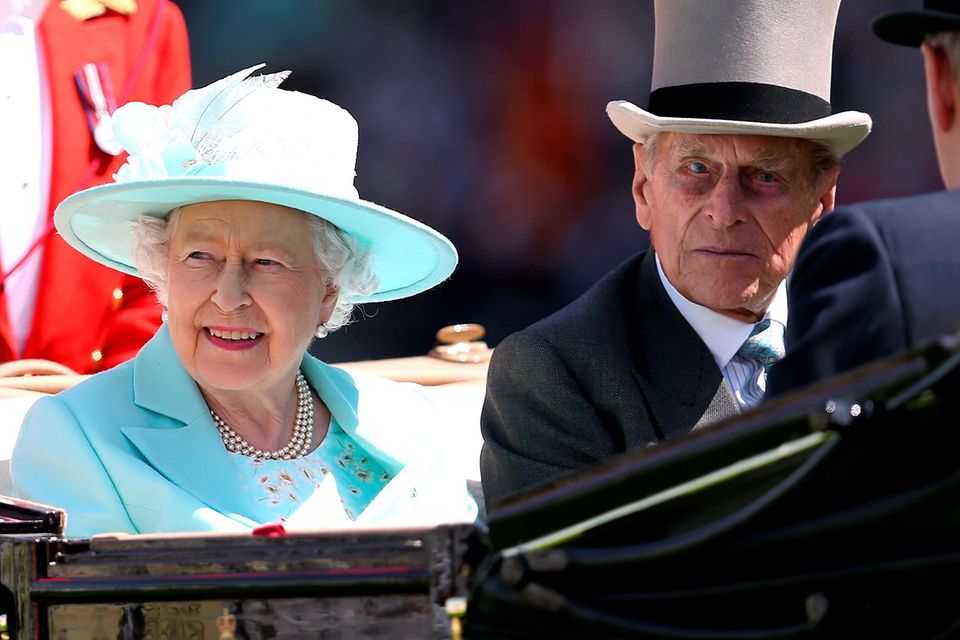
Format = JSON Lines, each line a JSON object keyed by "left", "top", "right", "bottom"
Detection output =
{"left": 210, "top": 370, "right": 314, "bottom": 461}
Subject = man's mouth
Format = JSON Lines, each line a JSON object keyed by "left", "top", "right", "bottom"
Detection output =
{"left": 698, "top": 247, "right": 758, "bottom": 258}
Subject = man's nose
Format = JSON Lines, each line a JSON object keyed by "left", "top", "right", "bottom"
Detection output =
{"left": 210, "top": 261, "right": 251, "bottom": 312}
{"left": 703, "top": 173, "right": 749, "bottom": 228}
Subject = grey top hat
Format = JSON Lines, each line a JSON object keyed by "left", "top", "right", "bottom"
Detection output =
{"left": 607, "top": 0, "right": 872, "bottom": 157}
{"left": 873, "top": 1, "right": 960, "bottom": 47}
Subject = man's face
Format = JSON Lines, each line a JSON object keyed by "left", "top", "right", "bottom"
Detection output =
{"left": 634, "top": 133, "right": 838, "bottom": 322}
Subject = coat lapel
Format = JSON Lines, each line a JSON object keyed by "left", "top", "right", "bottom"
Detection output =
{"left": 119, "top": 328, "right": 424, "bottom": 528}
{"left": 287, "top": 359, "right": 423, "bottom": 526}
{"left": 120, "top": 326, "right": 256, "bottom": 519}
{"left": 300, "top": 357, "right": 420, "bottom": 475}
{"left": 630, "top": 252, "right": 739, "bottom": 439}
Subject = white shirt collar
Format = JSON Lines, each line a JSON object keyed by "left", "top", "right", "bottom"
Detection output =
{"left": 655, "top": 253, "right": 788, "bottom": 370}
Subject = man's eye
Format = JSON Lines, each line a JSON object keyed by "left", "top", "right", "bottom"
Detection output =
{"left": 757, "top": 171, "right": 778, "bottom": 183}
{"left": 187, "top": 251, "right": 211, "bottom": 261}
{"left": 255, "top": 258, "right": 280, "bottom": 267}
{"left": 688, "top": 161, "right": 709, "bottom": 174}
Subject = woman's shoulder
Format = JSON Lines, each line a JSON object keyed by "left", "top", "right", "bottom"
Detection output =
{"left": 32, "top": 360, "right": 135, "bottom": 413}
{"left": 306, "top": 358, "right": 442, "bottom": 447}
{"left": 20, "top": 361, "right": 141, "bottom": 441}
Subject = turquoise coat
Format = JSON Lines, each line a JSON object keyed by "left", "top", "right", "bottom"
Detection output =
{"left": 11, "top": 327, "right": 477, "bottom": 536}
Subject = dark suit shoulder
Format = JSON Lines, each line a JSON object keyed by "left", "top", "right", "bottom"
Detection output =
{"left": 833, "top": 190, "right": 960, "bottom": 262}
{"left": 813, "top": 190, "right": 960, "bottom": 343}
{"left": 769, "top": 189, "right": 960, "bottom": 395}
{"left": 504, "top": 252, "right": 644, "bottom": 358}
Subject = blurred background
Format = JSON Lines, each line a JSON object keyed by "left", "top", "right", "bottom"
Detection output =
{"left": 173, "top": 0, "right": 940, "bottom": 363}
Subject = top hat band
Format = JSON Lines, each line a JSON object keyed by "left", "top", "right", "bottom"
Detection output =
{"left": 648, "top": 82, "right": 832, "bottom": 124}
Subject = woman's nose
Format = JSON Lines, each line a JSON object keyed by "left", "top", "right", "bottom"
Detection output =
{"left": 210, "top": 261, "right": 251, "bottom": 312}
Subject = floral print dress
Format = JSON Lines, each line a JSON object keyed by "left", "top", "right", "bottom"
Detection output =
{"left": 226, "top": 418, "right": 395, "bottom": 525}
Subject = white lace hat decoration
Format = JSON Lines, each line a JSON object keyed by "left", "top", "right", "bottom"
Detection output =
{"left": 54, "top": 64, "right": 457, "bottom": 303}
{"left": 606, "top": 0, "right": 872, "bottom": 157}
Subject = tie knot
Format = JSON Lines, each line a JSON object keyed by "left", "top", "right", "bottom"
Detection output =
{"left": 736, "top": 319, "right": 785, "bottom": 367}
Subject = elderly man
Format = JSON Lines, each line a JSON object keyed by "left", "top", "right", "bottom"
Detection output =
{"left": 768, "top": 2, "right": 960, "bottom": 395}
{"left": 479, "top": 0, "right": 871, "bottom": 506}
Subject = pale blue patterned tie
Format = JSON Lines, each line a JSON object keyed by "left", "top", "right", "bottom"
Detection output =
{"left": 736, "top": 319, "right": 785, "bottom": 367}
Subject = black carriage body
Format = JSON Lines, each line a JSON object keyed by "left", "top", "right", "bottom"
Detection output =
{"left": 4, "top": 336, "right": 960, "bottom": 638}
{"left": 0, "top": 516, "right": 479, "bottom": 639}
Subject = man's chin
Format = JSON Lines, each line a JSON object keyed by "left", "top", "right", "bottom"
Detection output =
{"left": 690, "top": 285, "right": 768, "bottom": 320}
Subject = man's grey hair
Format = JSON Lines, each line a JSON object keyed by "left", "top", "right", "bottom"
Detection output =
{"left": 640, "top": 131, "right": 839, "bottom": 188}
{"left": 131, "top": 207, "right": 378, "bottom": 333}
{"left": 926, "top": 31, "right": 960, "bottom": 85}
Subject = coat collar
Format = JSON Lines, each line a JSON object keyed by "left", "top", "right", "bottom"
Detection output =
{"left": 129, "top": 324, "right": 368, "bottom": 426}
{"left": 123, "top": 326, "right": 252, "bottom": 518}
{"left": 629, "top": 252, "right": 739, "bottom": 438}
{"left": 121, "top": 326, "right": 396, "bottom": 521}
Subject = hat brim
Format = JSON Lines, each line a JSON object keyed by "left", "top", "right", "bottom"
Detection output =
{"left": 54, "top": 178, "right": 458, "bottom": 304}
{"left": 872, "top": 11, "right": 960, "bottom": 47}
{"left": 607, "top": 101, "right": 872, "bottom": 158}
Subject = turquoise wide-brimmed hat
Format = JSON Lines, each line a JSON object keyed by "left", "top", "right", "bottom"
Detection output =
{"left": 54, "top": 64, "right": 457, "bottom": 304}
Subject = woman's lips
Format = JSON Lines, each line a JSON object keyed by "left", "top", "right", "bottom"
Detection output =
{"left": 204, "top": 326, "right": 264, "bottom": 350}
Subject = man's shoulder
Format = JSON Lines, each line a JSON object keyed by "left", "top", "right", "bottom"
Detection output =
{"left": 833, "top": 189, "right": 960, "bottom": 230}
{"left": 512, "top": 252, "right": 646, "bottom": 344}
{"left": 814, "top": 189, "right": 960, "bottom": 260}
{"left": 487, "top": 252, "right": 651, "bottom": 390}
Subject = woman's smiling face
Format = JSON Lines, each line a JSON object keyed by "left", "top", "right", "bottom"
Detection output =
{"left": 165, "top": 200, "right": 338, "bottom": 396}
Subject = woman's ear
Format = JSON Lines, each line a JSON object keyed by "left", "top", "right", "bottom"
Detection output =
{"left": 323, "top": 280, "right": 339, "bottom": 304}
{"left": 317, "top": 280, "right": 340, "bottom": 325}
{"left": 632, "top": 143, "right": 653, "bottom": 230}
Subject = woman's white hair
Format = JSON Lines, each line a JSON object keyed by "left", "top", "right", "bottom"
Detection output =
{"left": 131, "top": 206, "right": 378, "bottom": 334}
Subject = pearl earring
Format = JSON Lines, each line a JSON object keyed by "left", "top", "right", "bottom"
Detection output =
{"left": 161, "top": 309, "right": 169, "bottom": 323}
{"left": 315, "top": 324, "right": 329, "bottom": 339}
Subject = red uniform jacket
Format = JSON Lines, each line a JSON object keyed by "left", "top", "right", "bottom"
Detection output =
{"left": 0, "top": 0, "right": 191, "bottom": 373}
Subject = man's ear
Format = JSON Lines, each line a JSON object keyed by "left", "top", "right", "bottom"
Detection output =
{"left": 922, "top": 42, "right": 958, "bottom": 133}
{"left": 632, "top": 143, "right": 653, "bottom": 230}
{"left": 810, "top": 168, "right": 839, "bottom": 227}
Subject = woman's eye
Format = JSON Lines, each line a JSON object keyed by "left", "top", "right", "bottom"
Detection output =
{"left": 187, "top": 251, "right": 211, "bottom": 261}
{"left": 688, "top": 161, "right": 709, "bottom": 174}
{"left": 255, "top": 258, "right": 280, "bottom": 267}
{"left": 757, "top": 171, "right": 777, "bottom": 183}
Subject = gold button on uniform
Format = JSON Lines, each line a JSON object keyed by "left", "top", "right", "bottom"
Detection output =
{"left": 111, "top": 287, "right": 124, "bottom": 310}
{"left": 91, "top": 349, "right": 103, "bottom": 363}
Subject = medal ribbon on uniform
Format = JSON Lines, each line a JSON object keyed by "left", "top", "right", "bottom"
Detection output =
{"left": 74, "top": 61, "right": 123, "bottom": 155}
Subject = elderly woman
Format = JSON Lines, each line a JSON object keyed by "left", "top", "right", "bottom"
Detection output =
{"left": 10, "top": 65, "right": 477, "bottom": 536}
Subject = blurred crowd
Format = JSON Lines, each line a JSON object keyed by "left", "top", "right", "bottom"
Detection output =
{"left": 175, "top": 0, "right": 940, "bottom": 362}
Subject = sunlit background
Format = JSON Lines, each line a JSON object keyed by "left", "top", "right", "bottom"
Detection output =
{"left": 174, "top": 0, "right": 940, "bottom": 362}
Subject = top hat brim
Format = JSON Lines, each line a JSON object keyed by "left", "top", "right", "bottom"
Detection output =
{"left": 607, "top": 101, "right": 872, "bottom": 158}
{"left": 873, "top": 11, "right": 960, "bottom": 47}
{"left": 54, "top": 178, "right": 457, "bottom": 304}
